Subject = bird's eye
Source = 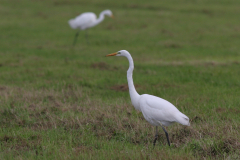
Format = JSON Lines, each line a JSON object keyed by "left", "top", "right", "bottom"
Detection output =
{"left": 117, "top": 52, "right": 121, "bottom": 54}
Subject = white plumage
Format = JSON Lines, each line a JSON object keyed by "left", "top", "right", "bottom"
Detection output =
{"left": 106, "top": 50, "right": 190, "bottom": 146}
{"left": 68, "top": 10, "right": 114, "bottom": 45}
{"left": 69, "top": 12, "right": 97, "bottom": 30}
{"left": 139, "top": 94, "right": 189, "bottom": 126}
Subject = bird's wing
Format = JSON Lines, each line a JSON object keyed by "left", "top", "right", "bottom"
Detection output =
{"left": 74, "top": 12, "right": 97, "bottom": 29}
{"left": 139, "top": 94, "right": 179, "bottom": 124}
{"left": 143, "top": 94, "right": 179, "bottom": 112}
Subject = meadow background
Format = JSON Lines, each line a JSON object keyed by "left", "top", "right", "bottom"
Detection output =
{"left": 0, "top": 0, "right": 240, "bottom": 159}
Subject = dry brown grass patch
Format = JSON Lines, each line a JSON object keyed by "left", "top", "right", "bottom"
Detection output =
{"left": 0, "top": 135, "right": 42, "bottom": 152}
{"left": 91, "top": 62, "right": 109, "bottom": 70}
{"left": 0, "top": 86, "right": 239, "bottom": 158}
{"left": 110, "top": 84, "right": 142, "bottom": 92}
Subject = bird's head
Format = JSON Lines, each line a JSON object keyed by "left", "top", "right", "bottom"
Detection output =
{"left": 106, "top": 50, "right": 130, "bottom": 57}
{"left": 103, "top": 9, "right": 114, "bottom": 18}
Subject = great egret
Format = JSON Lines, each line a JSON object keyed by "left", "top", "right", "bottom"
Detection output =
{"left": 106, "top": 50, "right": 190, "bottom": 146}
{"left": 68, "top": 10, "right": 114, "bottom": 45}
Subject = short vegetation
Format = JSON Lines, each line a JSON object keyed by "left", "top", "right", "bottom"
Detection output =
{"left": 0, "top": 0, "right": 240, "bottom": 159}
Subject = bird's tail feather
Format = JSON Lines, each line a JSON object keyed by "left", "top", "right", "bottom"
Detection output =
{"left": 68, "top": 19, "right": 78, "bottom": 29}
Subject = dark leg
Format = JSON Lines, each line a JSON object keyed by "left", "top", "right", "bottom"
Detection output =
{"left": 153, "top": 126, "right": 158, "bottom": 146}
{"left": 160, "top": 125, "right": 170, "bottom": 146}
{"left": 73, "top": 31, "right": 79, "bottom": 46}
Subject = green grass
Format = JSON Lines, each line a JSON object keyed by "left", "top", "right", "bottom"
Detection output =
{"left": 0, "top": 0, "right": 240, "bottom": 159}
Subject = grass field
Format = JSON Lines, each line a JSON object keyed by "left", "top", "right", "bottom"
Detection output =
{"left": 1, "top": 0, "right": 240, "bottom": 159}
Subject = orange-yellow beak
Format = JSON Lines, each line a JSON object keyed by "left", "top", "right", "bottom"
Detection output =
{"left": 111, "top": 15, "right": 114, "bottom": 18}
{"left": 106, "top": 52, "right": 117, "bottom": 57}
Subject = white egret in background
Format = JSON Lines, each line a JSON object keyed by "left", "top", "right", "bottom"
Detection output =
{"left": 106, "top": 50, "right": 190, "bottom": 146}
{"left": 68, "top": 10, "right": 114, "bottom": 45}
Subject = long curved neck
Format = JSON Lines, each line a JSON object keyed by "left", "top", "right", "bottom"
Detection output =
{"left": 126, "top": 54, "right": 141, "bottom": 111}
{"left": 91, "top": 12, "right": 105, "bottom": 27}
